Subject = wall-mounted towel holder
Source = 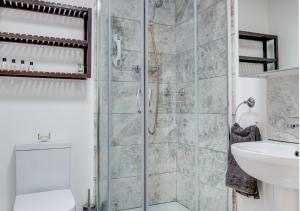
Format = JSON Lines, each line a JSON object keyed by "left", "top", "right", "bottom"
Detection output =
{"left": 234, "top": 97, "right": 256, "bottom": 116}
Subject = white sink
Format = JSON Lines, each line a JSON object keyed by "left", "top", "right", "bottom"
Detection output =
{"left": 231, "top": 140, "right": 299, "bottom": 189}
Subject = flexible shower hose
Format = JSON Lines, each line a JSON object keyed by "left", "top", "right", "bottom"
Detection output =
{"left": 148, "top": 24, "right": 160, "bottom": 135}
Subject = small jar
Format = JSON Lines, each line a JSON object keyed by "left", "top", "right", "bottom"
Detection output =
{"left": 1, "top": 58, "right": 7, "bottom": 70}
{"left": 20, "top": 60, "right": 26, "bottom": 71}
{"left": 78, "top": 63, "right": 84, "bottom": 74}
{"left": 29, "top": 61, "right": 34, "bottom": 71}
{"left": 11, "top": 59, "right": 17, "bottom": 70}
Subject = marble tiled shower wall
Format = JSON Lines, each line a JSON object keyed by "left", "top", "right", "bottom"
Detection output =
{"left": 147, "top": 0, "right": 178, "bottom": 206}
{"left": 176, "top": 0, "right": 228, "bottom": 210}
{"left": 97, "top": 0, "right": 228, "bottom": 210}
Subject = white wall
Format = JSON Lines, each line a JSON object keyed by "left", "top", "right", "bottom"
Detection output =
{"left": 0, "top": 0, "right": 96, "bottom": 210}
{"left": 268, "top": 0, "right": 299, "bottom": 69}
{"left": 236, "top": 0, "right": 299, "bottom": 211}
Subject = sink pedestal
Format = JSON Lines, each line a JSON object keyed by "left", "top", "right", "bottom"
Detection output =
{"left": 273, "top": 186, "right": 299, "bottom": 211}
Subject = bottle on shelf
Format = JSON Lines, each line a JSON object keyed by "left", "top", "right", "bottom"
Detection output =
{"left": 28, "top": 61, "right": 34, "bottom": 71}
{"left": 11, "top": 59, "right": 16, "bottom": 70}
{"left": 20, "top": 60, "right": 26, "bottom": 71}
{"left": 78, "top": 63, "right": 84, "bottom": 74}
{"left": 1, "top": 58, "right": 7, "bottom": 70}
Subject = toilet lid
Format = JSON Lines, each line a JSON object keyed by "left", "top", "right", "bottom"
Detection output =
{"left": 14, "top": 189, "right": 75, "bottom": 211}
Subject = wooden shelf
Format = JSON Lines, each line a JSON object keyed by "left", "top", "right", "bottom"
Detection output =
{"left": 239, "top": 31, "right": 279, "bottom": 72}
{"left": 0, "top": 0, "right": 89, "bottom": 19}
{"left": 0, "top": 32, "right": 87, "bottom": 48}
{"left": 0, "top": 69, "right": 87, "bottom": 79}
{"left": 239, "top": 56, "right": 277, "bottom": 64}
{"left": 239, "top": 31, "right": 278, "bottom": 41}
{"left": 0, "top": 0, "right": 92, "bottom": 79}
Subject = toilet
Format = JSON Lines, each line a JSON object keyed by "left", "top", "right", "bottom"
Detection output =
{"left": 14, "top": 142, "right": 76, "bottom": 211}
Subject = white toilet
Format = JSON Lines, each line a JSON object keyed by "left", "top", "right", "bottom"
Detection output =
{"left": 14, "top": 142, "right": 76, "bottom": 211}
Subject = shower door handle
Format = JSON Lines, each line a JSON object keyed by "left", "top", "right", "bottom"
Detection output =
{"left": 136, "top": 89, "right": 142, "bottom": 113}
{"left": 113, "top": 34, "right": 122, "bottom": 68}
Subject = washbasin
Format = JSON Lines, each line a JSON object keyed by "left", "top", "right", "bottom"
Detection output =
{"left": 231, "top": 140, "right": 299, "bottom": 189}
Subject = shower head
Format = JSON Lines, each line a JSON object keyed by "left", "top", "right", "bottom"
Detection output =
{"left": 149, "top": 0, "right": 171, "bottom": 24}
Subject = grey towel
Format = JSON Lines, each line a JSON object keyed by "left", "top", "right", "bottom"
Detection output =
{"left": 226, "top": 123, "right": 261, "bottom": 199}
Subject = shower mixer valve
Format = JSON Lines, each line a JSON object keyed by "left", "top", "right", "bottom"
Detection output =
{"left": 132, "top": 65, "right": 141, "bottom": 74}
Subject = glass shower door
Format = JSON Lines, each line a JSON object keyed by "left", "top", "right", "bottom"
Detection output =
{"left": 98, "top": 0, "right": 146, "bottom": 210}
{"left": 145, "top": 0, "right": 228, "bottom": 210}
{"left": 145, "top": 0, "right": 198, "bottom": 210}
{"left": 97, "top": 0, "right": 229, "bottom": 211}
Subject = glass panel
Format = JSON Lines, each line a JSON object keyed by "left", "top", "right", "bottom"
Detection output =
{"left": 145, "top": 0, "right": 228, "bottom": 210}
{"left": 97, "top": 0, "right": 229, "bottom": 211}
{"left": 98, "top": 0, "right": 145, "bottom": 210}
{"left": 97, "top": 0, "right": 109, "bottom": 210}
{"left": 197, "top": 0, "right": 228, "bottom": 210}
{"left": 146, "top": 0, "right": 198, "bottom": 210}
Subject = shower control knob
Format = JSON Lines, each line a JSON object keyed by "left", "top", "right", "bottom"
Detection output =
{"left": 132, "top": 65, "right": 141, "bottom": 73}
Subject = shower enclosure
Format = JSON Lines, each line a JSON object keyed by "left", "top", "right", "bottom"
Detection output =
{"left": 97, "top": 0, "right": 229, "bottom": 210}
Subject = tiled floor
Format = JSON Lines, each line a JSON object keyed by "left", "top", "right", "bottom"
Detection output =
{"left": 126, "top": 202, "right": 190, "bottom": 211}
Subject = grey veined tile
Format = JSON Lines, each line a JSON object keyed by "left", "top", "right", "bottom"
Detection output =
{"left": 148, "top": 172, "right": 177, "bottom": 205}
{"left": 176, "top": 82, "right": 196, "bottom": 114}
{"left": 111, "top": 145, "right": 142, "bottom": 178}
{"left": 176, "top": 19, "right": 195, "bottom": 53}
{"left": 111, "top": 114, "right": 142, "bottom": 146}
{"left": 148, "top": 53, "right": 176, "bottom": 84}
{"left": 99, "top": 114, "right": 109, "bottom": 147}
{"left": 111, "top": 0, "right": 141, "bottom": 21}
{"left": 267, "top": 76, "right": 299, "bottom": 143}
{"left": 99, "top": 146, "right": 109, "bottom": 180}
{"left": 197, "top": 0, "right": 225, "bottom": 12}
{"left": 148, "top": 143, "right": 177, "bottom": 175}
{"left": 112, "top": 50, "right": 141, "bottom": 82}
{"left": 149, "top": 0, "right": 176, "bottom": 25}
{"left": 112, "top": 17, "right": 141, "bottom": 51}
{"left": 176, "top": 49, "right": 195, "bottom": 83}
{"left": 98, "top": 46, "right": 109, "bottom": 81}
{"left": 148, "top": 83, "right": 177, "bottom": 114}
{"left": 199, "top": 182, "right": 227, "bottom": 211}
{"left": 99, "top": 177, "right": 109, "bottom": 211}
{"left": 111, "top": 177, "right": 142, "bottom": 210}
{"left": 99, "top": 0, "right": 109, "bottom": 16}
{"left": 111, "top": 82, "right": 141, "bottom": 114}
{"left": 198, "top": 148, "right": 227, "bottom": 190}
{"left": 177, "top": 173, "right": 197, "bottom": 211}
{"left": 148, "top": 24, "right": 176, "bottom": 54}
{"left": 177, "top": 143, "right": 196, "bottom": 177}
{"left": 148, "top": 113, "right": 177, "bottom": 144}
{"left": 197, "top": 76, "right": 227, "bottom": 114}
{"left": 198, "top": 37, "right": 227, "bottom": 79}
{"left": 99, "top": 80, "right": 109, "bottom": 114}
{"left": 197, "top": 0, "right": 226, "bottom": 45}
{"left": 175, "top": 0, "right": 194, "bottom": 24}
{"left": 198, "top": 114, "right": 228, "bottom": 152}
{"left": 177, "top": 114, "right": 197, "bottom": 146}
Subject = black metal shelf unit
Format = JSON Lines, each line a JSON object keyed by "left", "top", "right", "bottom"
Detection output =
{"left": 239, "top": 31, "right": 279, "bottom": 72}
{"left": 0, "top": 0, "right": 92, "bottom": 79}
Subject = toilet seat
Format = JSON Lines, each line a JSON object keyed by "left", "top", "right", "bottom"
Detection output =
{"left": 14, "top": 189, "right": 75, "bottom": 211}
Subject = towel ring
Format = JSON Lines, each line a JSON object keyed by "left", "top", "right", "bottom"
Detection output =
{"left": 234, "top": 97, "right": 255, "bottom": 116}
